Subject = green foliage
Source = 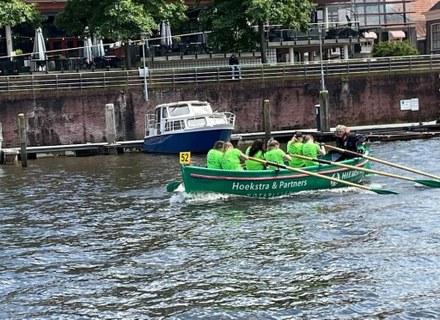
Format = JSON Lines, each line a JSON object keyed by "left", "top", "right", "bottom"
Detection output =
{"left": 0, "top": 0, "right": 44, "bottom": 28}
{"left": 199, "top": 0, "right": 314, "bottom": 53}
{"left": 372, "top": 40, "right": 419, "bottom": 57}
{"left": 199, "top": 2, "right": 255, "bottom": 52}
{"left": 55, "top": 0, "right": 188, "bottom": 40}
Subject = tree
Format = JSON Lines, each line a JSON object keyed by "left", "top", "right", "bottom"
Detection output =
{"left": 55, "top": 0, "right": 187, "bottom": 68}
{"left": 0, "top": 0, "right": 43, "bottom": 28}
{"left": 372, "top": 40, "right": 418, "bottom": 57}
{"left": 0, "top": 0, "right": 44, "bottom": 57}
{"left": 198, "top": 0, "right": 314, "bottom": 63}
{"left": 55, "top": 0, "right": 187, "bottom": 41}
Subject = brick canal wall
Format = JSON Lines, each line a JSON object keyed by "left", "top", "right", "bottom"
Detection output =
{"left": 0, "top": 72, "right": 439, "bottom": 147}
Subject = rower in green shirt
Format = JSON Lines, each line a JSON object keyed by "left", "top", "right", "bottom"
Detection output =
{"left": 206, "top": 140, "right": 225, "bottom": 169}
{"left": 287, "top": 131, "right": 305, "bottom": 168}
{"left": 265, "top": 139, "right": 291, "bottom": 170}
{"left": 302, "top": 135, "right": 326, "bottom": 167}
{"left": 245, "top": 139, "right": 266, "bottom": 170}
{"left": 221, "top": 142, "right": 248, "bottom": 170}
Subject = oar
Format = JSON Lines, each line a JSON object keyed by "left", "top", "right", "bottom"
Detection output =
{"left": 167, "top": 181, "right": 182, "bottom": 192}
{"left": 248, "top": 156, "right": 397, "bottom": 195}
{"left": 293, "top": 154, "right": 440, "bottom": 188}
{"left": 325, "top": 144, "right": 440, "bottom": 181}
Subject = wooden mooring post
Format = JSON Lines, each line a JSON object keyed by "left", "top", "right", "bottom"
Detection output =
{"left": 0, "top": 121, "right": 2, "bottom": 160}
{"left": 104, "top": 103, "right": 119, "bottom": 155}
{"left": 319, "top": 90, "right": 330, "bottom": 132}
{"left": 263, "top": 99, "right": 271, "bottom": 144}
{"left": 18, "top": 113, "right": 28, "bottom": 167}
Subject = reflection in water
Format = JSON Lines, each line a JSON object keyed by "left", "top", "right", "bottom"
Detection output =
{"left": 1, "top": 140, "right": 440, "bottom": 318}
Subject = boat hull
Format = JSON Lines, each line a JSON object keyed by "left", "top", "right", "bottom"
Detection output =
{"left": 143, "top": 128, "right": 233, "bottom": 153}
{"left": 181, "top": 157, "right": 370, "bottom": 198}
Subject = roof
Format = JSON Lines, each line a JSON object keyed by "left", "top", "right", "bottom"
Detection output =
{"left": 404, "top": 0, "right": 439, "bottom": 38}
{"left": 412, "top": 0, "right": 438, "bottom": 17}
{"left": 156, "top": 100, "right": 209, "bottom": 109}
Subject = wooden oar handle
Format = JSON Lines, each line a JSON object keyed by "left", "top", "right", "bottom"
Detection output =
{"left": 250, "top": 156, "right": 371, "bottom": 192}
{"left": 294, "top": 154, "right": 418, "bottom": 183}
{"left": 293, "top": 154, "right": 330, "bottom": 163}
{"left": 325, "top": 144, "right": 440, "bottom": 181}
{"left": 325, "top": 144, "right": 363, "bottom": 157}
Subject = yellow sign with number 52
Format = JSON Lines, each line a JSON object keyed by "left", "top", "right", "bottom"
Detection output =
{"left": 179, "top": 152, "right": 191, "bottom": 164}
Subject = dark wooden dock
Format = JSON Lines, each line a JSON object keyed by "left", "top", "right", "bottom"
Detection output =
{"left": 233, "top": 121, "right": 440, "bottom": 144}
{"left": 1, "top": 140, "right": 143, "bottom": 163}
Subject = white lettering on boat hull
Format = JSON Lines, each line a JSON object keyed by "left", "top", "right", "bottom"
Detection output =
{"left": 231, "top": 179, "right": 307, "bottom": 191}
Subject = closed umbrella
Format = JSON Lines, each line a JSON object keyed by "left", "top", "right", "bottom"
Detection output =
{"left": 32, "top": 27, "right": 46, "bottom": 61}
{"left": 160, "top": 20, "right": 172, "bottom": 47}
{"left": 83, "top": 36, "right": 93, "bottom": 64}
{"left": 92, "top": 36, "right": 105, "bottom": 57}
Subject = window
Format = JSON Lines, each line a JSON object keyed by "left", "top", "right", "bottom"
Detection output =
{"left": 187, "top": 118, "right": 207, "bottom": 128}
{"left": 169, "top": 105, "right": 190, "bottom": 117}
{"left": 192, "top": 103, "right": 212, "bottom": 115}
{"left": 432, "top": 24, "right": 440, "bottom": 51}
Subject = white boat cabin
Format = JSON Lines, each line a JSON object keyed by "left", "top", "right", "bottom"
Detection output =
{"left": 145, "top": 100, "right": 235, "bottom": 137}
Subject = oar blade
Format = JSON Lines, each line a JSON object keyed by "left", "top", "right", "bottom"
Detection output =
{"left": 370, "top": 188, "right": 398, "bottom": 195}
{"left": 167, "top": 181, "right": 182, "bottom": 192}
{"left": 414, "top": 179, "right": 440, "bottom": 188}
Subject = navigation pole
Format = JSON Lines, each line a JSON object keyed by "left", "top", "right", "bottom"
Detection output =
{"left": 318, "top": 23, "right": 330, "bottom": 132}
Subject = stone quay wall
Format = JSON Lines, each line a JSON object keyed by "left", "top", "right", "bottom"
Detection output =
{"left": 0, "top": 72, "right": 439, "bottom": 147}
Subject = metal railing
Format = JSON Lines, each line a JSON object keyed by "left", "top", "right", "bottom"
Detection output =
{"left": 1, "top": 55, "right": 440, "bottom": 93}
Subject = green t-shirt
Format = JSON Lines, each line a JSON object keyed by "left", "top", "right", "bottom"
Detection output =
{"left": 287, "top": 141, "right": 304, "bottom": 168}
{"left": 302, "top": 142, "right": 320, "bottom": 167}
{"left": 265, "top": 148, "right": 286, "bottom": 170}
{"left": 206, "top": 149, "right": 223, "bottom": 169}
{"left": 245, "top": 146, "right": 265, "bottom": 170}
{"left": 221, "top": 148, "right": 243, "bottom": 170}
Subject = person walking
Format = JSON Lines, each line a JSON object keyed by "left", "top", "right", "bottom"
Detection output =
{"left": 302, "top": 135, "right": 326, "bottom": 167}
{"left": 245, "top": 139, "right": 266, "bottom": 170}
{"left": 229, "top": 54, "right": 241, "bottom": 80}
{"left": 287, "top": 131, "right": 305, "bottom": 168}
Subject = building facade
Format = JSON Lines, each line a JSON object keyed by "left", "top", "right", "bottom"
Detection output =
{"left": 0, "top": 0, "right": 423, "bottom": 61}
{"left": 424, "top": 2, "right": 440, "bottom": 54}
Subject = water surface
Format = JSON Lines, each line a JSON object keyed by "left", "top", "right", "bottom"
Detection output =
{"left": 1, "top": 140, "right": 440, "bottom": 319}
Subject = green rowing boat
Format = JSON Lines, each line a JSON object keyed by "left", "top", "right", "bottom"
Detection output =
{"left": 179, "top": 152, "right": 375, "bottom": 198}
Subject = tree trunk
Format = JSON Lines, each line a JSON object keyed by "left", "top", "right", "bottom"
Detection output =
{"left": 5, "top": 25, "right": 13, "bottom": 60}
{"left": 124, "top": 44, "right": 132, "bottom": 69}
{"left": 258, "top": 21, "right": 267, "bottom": 64}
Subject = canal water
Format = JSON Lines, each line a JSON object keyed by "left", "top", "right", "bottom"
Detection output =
{"left": 1, "top": 139, "right": 440, "bottom": 319}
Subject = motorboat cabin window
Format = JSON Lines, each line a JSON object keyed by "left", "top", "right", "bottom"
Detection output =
{"left": 192, "top": 103, "right": 212, "bottom": 115}
{"left": 187, "top": 117, "right": 207, "bottom": 128}
{"left": 169, "top": 105, "right": 190, "bottom": 117}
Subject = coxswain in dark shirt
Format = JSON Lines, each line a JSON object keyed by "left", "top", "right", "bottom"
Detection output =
{"left": 334, "top": 125, "right": 365, "bottom": 160}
